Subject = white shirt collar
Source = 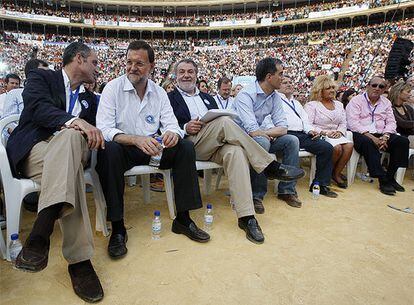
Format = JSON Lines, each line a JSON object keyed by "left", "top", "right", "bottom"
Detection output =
{"left": 62, "top": 69, "right": 85, "bottom": 93}
{"left": 123, "top": 75, "right": 153, "bottom": 97}
{"left": 177, "top": 86, "right": 200, "bottom": 97}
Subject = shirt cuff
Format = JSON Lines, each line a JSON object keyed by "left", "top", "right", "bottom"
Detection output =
{"left": 107, "top": 128, "right": 125, "bottom": 142}
{"left": 182, "top": 123, "right": 189, "bottom": 136}
{"left": 64, "top": 117, "right": 77, "bottom": 127}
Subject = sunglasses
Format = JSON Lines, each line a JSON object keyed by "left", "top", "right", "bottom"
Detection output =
{"left": 370, "top": 83, "right": 386, "bottom": 89}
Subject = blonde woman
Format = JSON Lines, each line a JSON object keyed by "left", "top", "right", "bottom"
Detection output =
{"left": 389, "top": 81, "right": 414, "bottom": 148}
{"left": 162, "top": 78, "right": 175, "bottom": 93}
{"left": 305, "top": 75, "right": 353, "bottom": 188}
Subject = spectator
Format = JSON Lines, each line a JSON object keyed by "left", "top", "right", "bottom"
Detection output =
{"left": 197, "top": 79, "right": 209, "bottom": 94}
{"left": 346, "top": 75, "right": 409, "bottom": 195}
{"left": 162, "top": 78, "right": 175, "bottom": 93}
{"left": 0, "top": 73, "right": 21, "bottom": 116}
{"left": 231, "top": 83, "right": 243, "bottom": 98}
{"left": 214, "top": 76, "right": 234, "bottom": 110}
{"left": 389, "top": 81, "right": 414, "bottom": 148}
{"left": 305, "top": 75, "right": 353, "bottom": 188}
{"left": 340, "top": 88, "right": 357, "bottom": 108}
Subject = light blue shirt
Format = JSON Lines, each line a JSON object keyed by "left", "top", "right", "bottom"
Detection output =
{"left": 1, "top": 88, "right": 24, "bottom": 139}
{"left": 233, "top": 81, "right": 287, "bottom": 133}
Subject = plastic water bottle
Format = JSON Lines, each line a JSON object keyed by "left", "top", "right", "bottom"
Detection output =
{"left": 149, "top": 137, "right": 163, "bottom": 167}
{"left": 9, "top": 233, "right": 23, "bottom": 263}
{"left": 312, "top": 182, "right": 320, "bottom": 200}
{"left": 204, "top": 204, "right": 214, "bottom": 232}
{"left": 356, "top": 172, "right": 374, "bottom": 183}
{"left": 151, "top": 210, "right": 161, "bottom": 240}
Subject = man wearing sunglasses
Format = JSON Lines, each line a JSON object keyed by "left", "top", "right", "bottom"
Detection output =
{"left": 346, "top": 76, "right": 409, "bottom": 195}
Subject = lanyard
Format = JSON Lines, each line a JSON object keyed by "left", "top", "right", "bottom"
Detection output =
{"left": 364, "top": 93, "right": 378, "bottom": 123}
{"left": 281, "top": 97, "right": 301, "bottom": 119}
{"left": 217, "top": 95, "right": 228, "bottom": 109}
{"left": 68, "top": 86, "right": 80, "bottom": 115}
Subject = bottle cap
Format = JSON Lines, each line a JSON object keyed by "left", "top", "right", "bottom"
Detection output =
{"left": 207, "top": 204, "right": 212, "bottom": 209}
{"left": 11, "top": 233, "right": 18, "bottom": 240}
{"left": 154, "top": 210, "right": 160, "bottom": 216}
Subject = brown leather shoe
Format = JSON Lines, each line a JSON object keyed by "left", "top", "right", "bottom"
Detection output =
{"left": 253, "top": 198, "right": 265, "bottom": 214}
{"left": 68, "top": 260, "right": 104, "bottom": 303}
{"left": 277, "top": 194, "right": 302, "bottom": 208}
{"left": 15, "top": 235, "right": 49, "bottom": 272}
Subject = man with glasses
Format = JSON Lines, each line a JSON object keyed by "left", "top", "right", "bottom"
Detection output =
{"left": 346, "top": 75, "right": 409, "bottom": 195}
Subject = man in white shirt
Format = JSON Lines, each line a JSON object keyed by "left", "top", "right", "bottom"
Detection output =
{"left": 0, "top": 73, "right": 21, "bottom": 117}
{"left": 262, "top": 76, "right": 338, "bottom": 198}
{"left": 168, "top": 59, "right": 305, "bottom": 244}
{"left": 96, "top": 41, "right": 210, "bottom": 258}
{"left": 214, "top": 76, "right": 234, "bottom": 110}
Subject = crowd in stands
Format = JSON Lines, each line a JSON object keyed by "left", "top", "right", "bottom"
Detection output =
{"left": 0, "top": 0, "right": 403, "bottom": 27}
{"left": 1, "top": 20, "right": 413, "bottom": 102}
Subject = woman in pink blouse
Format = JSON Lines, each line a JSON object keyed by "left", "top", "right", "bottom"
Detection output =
{"left": 305, "top": 75, "right": 353, "bottom": 188}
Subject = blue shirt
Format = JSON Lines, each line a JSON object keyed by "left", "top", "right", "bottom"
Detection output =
{"left": 1, "top": 88, "right": 24, "bottom": 139}
{"left": 233, "top": 81, "right": 287, "bottom": 133}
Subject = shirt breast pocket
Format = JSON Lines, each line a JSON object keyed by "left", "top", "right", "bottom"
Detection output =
{"left": 142, "top": 114, "right": 160, "bottom": 135}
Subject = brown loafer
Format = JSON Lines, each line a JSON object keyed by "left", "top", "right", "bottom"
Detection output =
{"left": 68, "top": 260, "right": 104, "bottom": 303}
{"left": 277, "top": 194, "right": 302, "bottom": 208}
{"left": 253, "top": 198, "right": 265, "bottom": 214}
{"left": 15, "top": 235, "right": 49, "bottom": 272}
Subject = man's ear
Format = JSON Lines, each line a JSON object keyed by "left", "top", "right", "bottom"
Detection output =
{"left": 150, "top": 62, "right": 155, "bottom": 72}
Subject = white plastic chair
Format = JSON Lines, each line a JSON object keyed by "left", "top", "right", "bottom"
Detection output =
{"left": 0, "top": 115, "right": 107, "bottom": 260}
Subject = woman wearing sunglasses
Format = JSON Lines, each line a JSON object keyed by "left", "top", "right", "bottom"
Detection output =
{"left": 305, "top": 75, "right": 353, "bottom": 188}
{"left": 346, "top": 76, "right": 409, "bottom": 196}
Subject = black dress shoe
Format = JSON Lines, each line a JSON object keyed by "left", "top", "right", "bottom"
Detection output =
{"left": 68, "top": 260, "right": 104, "bottom": 303}
{"left": 253, "top": 198, "right": 265, "bottom": 214}
{"left": 332, "top": 177, "right": 347, "bottom": 189}
{"left": 309, "top": 184, "right": 338, "bottom": 198}
{"left": 379, "top": 182, "right": 396, "bottom": 196}
{"left": 238, "top": 218, "right": 264, "bottom": 244}
{"left": 108, "top": 233, "right": 128, "bottom": 259}
{"left": 15, "top": 235, "right": 49, "bottom": 272}
{"left": 171, "top": 219, "right": 210, "bottom": 243}
{"left": 263, "top": 161, "right": 305, "bottom": 182}
{"left": 389, "top": 179, "right": 405, "bottom": 192}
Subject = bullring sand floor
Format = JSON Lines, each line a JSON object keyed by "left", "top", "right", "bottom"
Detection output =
{"left": 1, "top": 171, "right": 413, "bottom": 305}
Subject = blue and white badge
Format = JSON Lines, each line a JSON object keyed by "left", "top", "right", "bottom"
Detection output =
{"left": 80, "top": 100, "right": 89, "bottom": 109}
{"left": 145, "top": 115, "right": 155, "bottom": 124}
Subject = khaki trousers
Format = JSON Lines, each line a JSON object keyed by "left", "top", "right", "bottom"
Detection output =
{"left": 22, "top": 129, "right": 93, "bottom": 264}
{"left": 188, "top": 116, "right": 275, "bottom": 217}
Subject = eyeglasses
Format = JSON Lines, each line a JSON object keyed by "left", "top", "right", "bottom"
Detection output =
{"left": 370, "top": 83, "right": 386, "bottom": 89}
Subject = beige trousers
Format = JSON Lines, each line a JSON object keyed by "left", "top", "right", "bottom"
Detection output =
{"left": 22, "top": 129, "right": 93, "bottom": 264}
{"left": 188, "top": 116, "right": 275, "bottom": 217}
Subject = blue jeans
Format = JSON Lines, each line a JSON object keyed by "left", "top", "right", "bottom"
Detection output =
{"left": 250, "top": 134, "right": 300, "bottom": 200}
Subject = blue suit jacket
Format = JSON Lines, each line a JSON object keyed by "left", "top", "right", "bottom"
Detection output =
{"left": 6, "top": 69, "right": 98, "bottom": 177}
{"left": 167, "top": 88, "right": 218, "bottom": 130}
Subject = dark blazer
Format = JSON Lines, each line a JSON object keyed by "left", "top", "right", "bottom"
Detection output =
{"left": 6, "top": 68, "right": 98, "bottom": 177}
{"left": 168, "top": 88, "right": 218, "bottom": 129}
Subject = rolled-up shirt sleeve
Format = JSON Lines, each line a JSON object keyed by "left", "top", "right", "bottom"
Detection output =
{"left": 159, "top": 90, "right": 184, "bottom": 138}
{"left": 233, "top": 91, "right": 260, "bottom": 133}
{"left": 96, "top": 82, "right": 125, "bottom": 141}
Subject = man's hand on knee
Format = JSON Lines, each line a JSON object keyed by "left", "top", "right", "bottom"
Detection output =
{"left": 162, "top": 131, "right": 179, "bottom": 148}
{"left": 133, "top": 136, "right": 162, "bottom": 156}
{"left": 69, "top": 119, "right": 105, "bottom": 150}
